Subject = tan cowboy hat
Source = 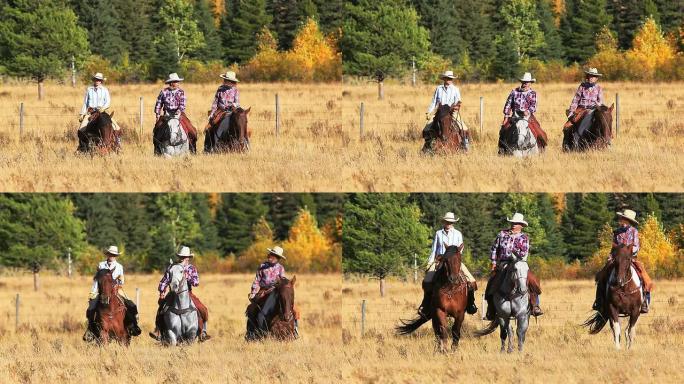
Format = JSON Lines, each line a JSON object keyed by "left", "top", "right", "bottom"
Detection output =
{"left": 165, "top": 73, "right": 184, "bottom": 84}
{"left": 584, "top": 68, "right": 603, "bottom": 77}
{"left": 616, "top": 209, "right": 638, "bottom": 225}
{"left": 519, "top": 72, "right": 536, "bottom": 83}
{"left": 440, "top": 70, "right": 456, "bottom": 80}
{"left": 267, "top": 246, "right": 286, "bottom": 260}
{"left": 92, "top": 73, "right": 106, "bottom": 81}
{"left": 176, "top": 245, "right": 194, "bottom": 258}
{"left": 442, "top": 212, "right": 460, "bottom": 223}
{"left": 507, "top": 213, "right": 528, "bottom": 227}
{"left": 103, "top": 245, "right": 121, "bottom": 256}
{"left": 219, "top": 71, "right": 239, "bottom": 83}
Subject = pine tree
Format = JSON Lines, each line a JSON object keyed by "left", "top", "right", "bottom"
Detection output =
{"left": 268, "top": 0, "right": 318, "bottom": 50}
{"left": 655, "top": 194, "right": 684, "bottom": 231}
{"left": 70, "top": 194, "right": 125, "bottom": 249}
{"left": 562, "top": 193, "right": 612, "bottom": 260}
{"left": 312, "top": 0, "right": 344, "bottom": 34}
{"left": 535, "top": 0, "right": 564, "bottom": 60}
{"left": 563, "top": 0, "right": 611, "bottom": 63}
{"left": 113, "top": 0, "right": 156, "bottom": 66}
{"left": 653, "top": 0, "right": 684, "bottom": 34}
{"left": 607, "top": 0, "right": 652, "bottom": 50}
{"left": 215, "top": 194, "right": 267, "bottom": 255}
{"left": 223, "top": 0, "right": 271, "bottom": 64}
{"left": 191, "top": 194, "right": 219, "bottom": 252}
{"left": 193, "top": 0, "right": 223, "bottom": 60}
{"left": 148, "top": 194, "right": 202, "bottom": 269}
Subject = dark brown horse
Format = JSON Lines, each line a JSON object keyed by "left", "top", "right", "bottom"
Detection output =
{"left": 77, "top": 110, "right": 120, "bottom": 154}
{"left": 246, "top": 276, "right": 298, "bottom": 341}
{"left": 583, "top": 244, "right": 642, "bottom": 349}
{"left": 422, "top": 104, "right": 469, "bottom": 154}
{"left": 563, "top": 104, "right": 613, "bottom": 151}
{"left": 92, "top": 269, "right": 130, "bottom": 345}
{"left": 397, "top": 245, "right": 468, "bottom": 352}
{"left": 204, "top": 107, "right": 251, "bottom": 153}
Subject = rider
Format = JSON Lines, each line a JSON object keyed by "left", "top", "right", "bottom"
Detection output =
{"left": 592, "top": 210, "right": 653, "bottom": 313}
{"left": 419, "top": 212, "right": 478, "bottom": 319}
{"left": 425, "top": 70, "right": 469, "bottom": 149}
{"left": 149, "top": 246, "right": 211, "bottom": 341}
{"left": 154, "top": 73, "right": 196, "bottom": 152}
{"left": 205, "top": 71, "right": 241, "bottom": 152}
{"left": 78, "top": 72, "right": 121, "bottom": 142}
{"left": 485, "top": 213, "right": 543, "bottom": 320}
{"left": 84, "top": 246, "right": 141, "bottom": 341}
{"left": 502, "top": 72, "right": 537, "bottom": 126}
{"left": 564, "top": 68, "right": 604, "bottom": 148}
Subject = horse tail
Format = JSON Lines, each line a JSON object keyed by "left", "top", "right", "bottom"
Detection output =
{"left": 395, "top": 315, "right": 429, "bottom": 336}
{"left": 581, "top": 311, "right": 608, "bottom": 334}
{"left": 474, "top": 320, "right": 498, "bottom": 337}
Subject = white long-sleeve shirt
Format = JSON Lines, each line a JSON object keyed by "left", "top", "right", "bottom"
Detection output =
{"left": 90, "top": 259, "right": 124, "bottom": 294}
{"left": 427, "top": 84, "right": 461, "bottom": 114}
{"left": 427, "top": 227, "right": 464, "bottom": 264}
{"left": 80, "top": 85, "right": 111, "bottom": 115}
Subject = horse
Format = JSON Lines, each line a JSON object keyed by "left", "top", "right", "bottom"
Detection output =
{"left": 397, "top": 245, "right": 468, "bottom": 353}
{"left": 77, "top": 110, "right": 120, "bottom": 154}
{"left": 422, "top": 104, "right": 469, "bottom": 154}
{"left": 91, "top": 269, "right": 130, "bottom": 345}
{"left": 245, "top": 276, "right": 298, "bottom": 341}
{"left": 162, "top": 263, "right": 199, "bottom": 346}
{"left": 498, "top": 112, "right": 542, "bottom": 157}
{"left": 153, "top": 113, "right": 197, "bottom": 157}
{"left": 562, "top": 104, "right": 613, "bottom": 151}
{"left": 204, "top": 107, "right": 251, "bottom": 153}
{"left": 582, "top": 244, "right": 642, "bottom": 349}
{"left": 475, "top": 260, "right": 530, "bottom": 353}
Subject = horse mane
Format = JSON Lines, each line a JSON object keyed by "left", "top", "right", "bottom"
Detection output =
{"left": 94, "top": 268, "right": 113, "bottom": 281}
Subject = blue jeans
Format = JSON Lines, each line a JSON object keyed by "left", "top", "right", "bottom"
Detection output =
{"left": 257, "top": 291, "right": 277, "bottom": 333}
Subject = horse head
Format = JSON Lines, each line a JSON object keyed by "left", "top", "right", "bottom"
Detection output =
{"left": 94, "top": 268, "right": 115, "bottom": 305}
{"left": 596, "top": 104, "right": 613, "bottom": 141}
{"left": 276, "top": 276, "right": 296, "bottom": 322}
{"left": 443, "top": 244, "right": 464, "bottom": 284}
{"left": 511, "top": 260, "right": 529, "bottom": 295}
{"left": 168, "top": 264, "right": 187, "bottom": 294}
{"left": 230, "top": 107, "right": 251, "bottom": 141}
{"left": 612, "top": 243, "right": 633, "bottom": 287}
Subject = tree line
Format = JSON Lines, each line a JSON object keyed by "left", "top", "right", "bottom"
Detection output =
{"left": 343, "top": 193, "right": 684, "bottom": 281}
{"left": 0, "top": 193, "right": 344, "bottom": 275}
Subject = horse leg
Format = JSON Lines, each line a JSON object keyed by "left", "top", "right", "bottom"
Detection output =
{"left": 517, "top": 314, "right": 529, "bottom": 352}
{"left": 432, "top": 309, "right": 448, "bottom": 353}
{"left": 498, "top": 318, "right": 507, "bottom": 353}
{"left": 166, "top": 328, "right": 177, "bottom": 346}
{"left": 610, "top": 317, "right": 621, "bottom": 350}
{"left": 451, "top": 311, "right": 464, "bottom": 352}
{"left": 626, "top": 316, "right": 638, "bottom": 349}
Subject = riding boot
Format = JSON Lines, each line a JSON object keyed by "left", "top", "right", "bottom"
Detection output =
{"left": 200, "top": 323, "right": 212, "bottom": 342}
{"left": 529, "top": 292, "right": 543, "bottom": 317}
{"left": 641, "top": 292, "right": 650, "bottom": 314}
{"left": 466, "top": 286, "right": 478, "bottom": 315}
{"left": 418, "top": 287, "right": 432, "bottom": 319}
{"left": 485, "top": 297, "right": 496, "bottom": 321}
{"left": 592, "top": 281, "right": 604, "bottom": 311}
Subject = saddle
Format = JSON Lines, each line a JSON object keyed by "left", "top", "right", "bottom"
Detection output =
{"left": 563, "top": 107, "right": 588, "bottom": 130}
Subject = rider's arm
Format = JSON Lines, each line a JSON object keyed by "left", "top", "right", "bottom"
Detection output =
{"left": 528, "top": 91, "right": 537, "bottom": 114}
{"left": 154, "top": 91, "right": 164, "bottom": 118}
{"left": 234, "top": 88, "right": 240, "bottom": 108}
{"left": 209, "top": 90, "right": 219, "bottom": 120}
{"left": 514, "top": 235, "right": 530, "bottom": 261}
{"left": 249, "top": 268, "right": 261, "bottom": 298}
{"left": 178, "top": 89, "right": 186, "bottom": 113}
{"left": 568, "top": 85, "right": 582, "bottom": 115}
{"left": 452, "top": 86, "right": 461, "bottom": 106}
{"left": 101, "top": 88, "right": 111, "bottom": 111}
{"left": 596, "top": 85, "right": 604, "bottom": 107}
{"left": 490, "top": 233, "right": 501, "bottom": 266}
{"left": 116, "top": 263, "right": 124, "bottom": 285}
{"left": 427, "top": 232, "right": 439, "bottom": 265}
{"left": 188, "top": 265, "right": 199, "bottom": 287}
{"left": 158, "top": 269, "right": 170, "bottom": 294}
{"left": 426, "top": 87, "right": 439, "bottom": 115}
{"left": 278, "top": 264, "right": 286, "bottom": 279}
{"left": 631, "top": 228, "right": 640, "bottom": 257}
{"left": 80, "top": 88, "right": 90, "bottom": 116}
{"left": 503, "top": 91, "right": 514, "bottom": 116}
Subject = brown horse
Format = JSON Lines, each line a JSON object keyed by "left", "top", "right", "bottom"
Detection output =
{"left": 77, "top": 110, "right": 120, "bottom": 154}
{"left": 92, "top": 269, "right": 130, "bottom": 345}
{"left": 204, "top": 107, "right": 251, "bottom": 153}
{"left": 583, "top": 244, "right": 642, "bottom": 349}
{"left": 562, "top": 104, "right": 613, "bottom": 151}
{"left": 246, "top": 276, "right": 298, "bottom": 341}
{"left": 422, "top": 104, "right": 469, "bottom": 154}
{"left": 397, "top": 245, "right": 468, "bottom": 353}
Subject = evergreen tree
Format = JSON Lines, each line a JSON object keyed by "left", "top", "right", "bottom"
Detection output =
{"left": 313, "top": 193, "right": 346, "bottom": 226}
{"left": 653, "top": 0, "right": 684, "bottom": 34}
{"left": 191, "top": 194, "right": 219, "bottom": 252}
{"left": 562, "top": 193, "right": 612, "bottom": 260}
{"left": 268, "top": 0, "right": 318, "bottom": 50}
{"left": 70, "top": 0, "right": 127, "bottom": 63}
{"left": 654, "top": 194, "right": 684, "bottom": 231}
{"left": 535, "top": 0, "right": 564, "bottom": 60}
{"left": 563, "top": 0, "right": 611, "bottom": 63}
{"left": 215, "top": 194, "right": 267, "bottom": 255}
{"left": 193, "top": 0, "right": 223, "bottom": 60}
{"left": 113, "top": 0, "right": 156, "bottom": 64}
{"left": 148, "top": 194, "right": 202, "bottom": 269}
{"left": 607, "top": 0, "right": 652, "bottom": 50}
{"left": 264, "top": 194, "right": 311, "bottom": 239}
{"left": 498, "top": 0, "right": 546, "bottom": 62}
{"left": 223, "top": 0, "right": 271, "bottom": 64}
{"left": 491, "top": 30, "right": 521, "bottom": 79}
{"left": 312, "top": 0, "right": 344, "bottom": 34}
{"left": 70, "top": 194, "right": 125, "bottom": 248}
{"left": 536, "top": 193, "right": 565, "bottom": 257}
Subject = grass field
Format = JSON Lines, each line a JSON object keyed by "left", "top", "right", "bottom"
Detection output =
{"left": 0, "top": 273, "right": 341, "bottom": 383}
{"left": 341, "top": 277, "right": 684, "bottom": 383}
{"left": 1, "top": 81, "right": 683, "bottom": 192}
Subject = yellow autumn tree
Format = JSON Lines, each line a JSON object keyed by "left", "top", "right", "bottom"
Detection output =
{"left": 637, "top": 215, "right": 678, "bottom": 278}
{"left": 241, "top": 27, "right": 283, "bottom": 82}
{"left": 585, "top": 224, "right": 613, "bottom": 276}
{"left": 282, "top": 207, "right": 334, "bottom": 272}
{"left": 237, "top": 216, "right": 275, "bottom": 272}
{"left": 625, "top": 17, "right": 676, "bottom": 80}
{"left": 587, "top": 26, "right": 627, "bottom": 80}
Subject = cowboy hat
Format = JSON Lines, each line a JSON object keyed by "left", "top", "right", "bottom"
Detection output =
{"left": 176, "top": 245, "right": 194, "bottom": 258}
{"left": 440, "top": 70, "right": 456, "bottom": 80}
{"left": 507, "top": 213, "right": 528, "bottom": 227}
{"left": 519, "top": 72, "right": 536, "bottom": 83}
{"left": 165, "top": 73, "right": 184, "bottom": 84}
{"left": 267, "top": 246, "right": 286, "bottom": 260}
{"left": 92, "top": 73, "right": 106, "bottom": 81}
{"left": 442, "top": 212, "right": 460, "bottom": 223}
{"left": 616, "top": 209, "right": 638, "bottom": 225}
{"left": 584, "top": 68, "right": 603, "bottom": 77}
{"left": 103, "top": 245, "right": 121, "bottom": 256}
{"left": 219, "top": 71, "right": 239, "bottom": 83}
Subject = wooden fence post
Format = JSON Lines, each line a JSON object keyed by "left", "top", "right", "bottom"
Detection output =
{"left": 378, "top": 81, "right": 384, "bottom": 100}
{"left": 359, "top": 102, "right": 365, "bottom": 140}
{"left": 615, "top": 93, "right": 620, "bottom": 138}
{"left": 275, "top": 93, "right": 281, "bottom": 137}
{"left": 139, "top": 96, "right": 144, "bottom": 137}
{"left": 19, "top": 102, "right": 24, "bottom": 137}
{"left": 479, "top": 96, "right": 484, "bottom": 138}
{"left": 67, "top": 248, "right": 72, "bottom": 279}
{"left": 361, "top": 299, "right": 366, "bottom": 337}
{"left": 413, "top": 253, "right": 418, "bottom": 284}
{"left": 136, "top": 287, "right": 141, "bottom": 308}
{"left": 15, "top": 293, "right": 20, "bottom": 332}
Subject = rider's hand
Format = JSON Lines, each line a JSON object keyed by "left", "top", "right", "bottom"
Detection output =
{"left": 159, "top": 292, "right": 166, "bottom": 300}
{"left": 248, "top": 293, "right": 256, "bottom": 302}
{"left": 566, "top": 109, "right": 573, "bottom": 118}
{"left": 425, "top": 113, "right": 431, "bottom": 122}
{"left": 88, "top": 291, "right": 97, "bottom": 300}
{"left": 524, "top": 111, "right": 530, "bottom": 117}
{"left": 490, "top": 263, "right": 496, "bottom": 272}
{"left": 79, "top": 114, "right": 85, "bottom": 123}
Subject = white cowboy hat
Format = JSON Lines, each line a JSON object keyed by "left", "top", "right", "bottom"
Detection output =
{"left": 442, "top": 212, "right": 460, "bottom": 223}
{"left": 219, "top": 71, "right": 240, "bottom": 83}
{"left": 584, "top": 68, "right": 603, "bottom": 77}
{"left": 103, "top": 245, "right": 121, "bottom": 256}
{"left": 440, "top": 70, "right": 456, "bottom": 80}
{"left": 92, "top": 73, "right": 106, "bottom": 81}
{"left": 519, "top": 72, "right": 536, "bottom": 83}
{"left": 176, "top": 245, "right": 194, "bottom": 258}
{"left": 165, "top": 73, "right": 184, "bottom": 84}
{"left": 267, "top": 246, "right": 286, "bottom": 260}
{"left": 616, "top": 209, "right": 638, "bottom": 225}
{"left": 507, "top": 213, "right": 528, "bottom": 227}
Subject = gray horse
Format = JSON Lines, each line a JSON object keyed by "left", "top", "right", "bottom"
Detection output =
{"left": 475, "top": 260, "right": 530, "bottom": 353}
{"left": 511, "top": 117, "right": 539, "bottom": 158}
{"left": 162, "top": 263, "right": 198, "bottom": 346}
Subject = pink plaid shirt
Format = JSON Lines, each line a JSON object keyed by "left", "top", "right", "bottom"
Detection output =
{"left": 158, "top": 264, "right": 199, "bottom": 293}
{"left": 613, "top": 225, "right": 640, "bottom": 257}
{"left": 503, "top": 88, "right": 537, "bottom": 116}
{"left": 209, "top": 85, "right": 240, "bottom": 120}
{"left": 568, "top": 83, "right": 603, "bottom": 113}
{"left": 154, "top": 87, "right": 186, "bottom": 116}
{"left": 250, "top": 262, "right": 285, "bottom": 296}
{"left": 490, "top": 230, "right": 530, "bottom": 263}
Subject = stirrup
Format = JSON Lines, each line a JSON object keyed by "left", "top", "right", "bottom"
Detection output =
{"left": 148, "top": 332, "right": 160, "bottom": 341}
{"left": 532, "top": 306, "right": 544, "bottom": 317}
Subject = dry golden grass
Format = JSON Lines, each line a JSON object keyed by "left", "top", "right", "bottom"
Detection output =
{"left": 341, "top": 278, "right": 684, "bottom": 383}
{"left": 1, "top": 81, "right": 683, "bottom": 192}
{"left": 0, "top": 273, "right": 341, "bottom": 383}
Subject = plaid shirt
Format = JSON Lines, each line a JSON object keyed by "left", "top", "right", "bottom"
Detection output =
{"left": 613, "top": 225, "right": 640, "bottom": 257}
{"left": 154, "top": 87, "right": 186, "bottom": 116}
{"left": 250, "top": 262, "right": 286, "bottom": 296}
{"left": 503, "top": 88, "right": 537, "bottom": 116}
{"left": 568, "top": 82, "right": 603, "bottom": 113}
{"left": 158, "top": 263, "right": 199, "bottom": 293}
{"left": 209, "top": 85, "right": 240, "bottom": 120}
{"left": 490, "top": 230, "right": 530, "bottom": 263}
